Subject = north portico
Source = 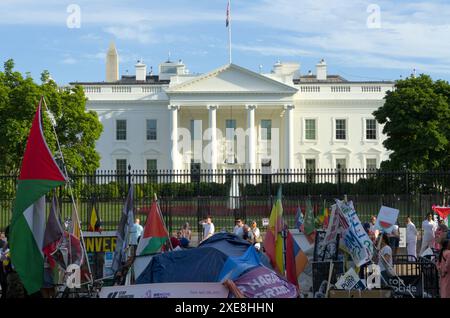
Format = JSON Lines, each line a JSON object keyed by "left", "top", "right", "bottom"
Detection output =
{"left": 72, "top": 43, "right": 394, "bottom": 172}
{"left": 166, "top": 63, "right": 298, "bottom": 171}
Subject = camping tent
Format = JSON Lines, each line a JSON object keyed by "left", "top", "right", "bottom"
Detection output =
{"left": 136, "top": 233, "right": 271, "bottom": 284}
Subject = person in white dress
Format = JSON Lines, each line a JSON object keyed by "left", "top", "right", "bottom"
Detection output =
{"left": 420, "top": 213, "right": 437, "bottom": 255}
{"left": 405, "top": 216, "right": 418, "bottom": 261}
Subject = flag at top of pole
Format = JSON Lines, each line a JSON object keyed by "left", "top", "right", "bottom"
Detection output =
{"left": 226, "top": 0, "right": 231, "bottom": 27}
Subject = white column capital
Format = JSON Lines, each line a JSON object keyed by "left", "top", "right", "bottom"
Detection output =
{"left": 168, "top": 104, "right": 180, "bottom": 111}
{"left": 207, "top": 104, "right": 219, "bottom": 110}
{"left": 245, "top": 104, "right": 258, "bottom": 110}
{"left": 283, "top": 104, "right": 295, "bottom": 111}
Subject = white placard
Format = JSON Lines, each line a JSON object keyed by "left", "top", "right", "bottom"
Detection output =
{"left": 399, "top": 227, "right": 406, "bottom": 248}
{"left": 98, "top": 282, "right": 229, "bottom": 298}
{"left": 262, "top": 218, "right": 269, "bottom": 227}
{"left": 375, "top": 206, "right": 399, "bottom": 234}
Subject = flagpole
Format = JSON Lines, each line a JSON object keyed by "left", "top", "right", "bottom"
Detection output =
{"left": 42, "top": 96, "right": 94, "bottom": 287}
{"left": 228, "top": 0, "right": 232, "bottom": 64}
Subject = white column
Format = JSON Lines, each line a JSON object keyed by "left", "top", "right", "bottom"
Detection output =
{"left": 284, "top": 104, "right": 295, "bottom": 170}
{"left": 207, "top": 105, "right": 218, "bottom": 171}
{"left": 246, "top": 105, "right": 257, "bottom": 170}
{"left": 168, "top": 105, "right": 180, "bottom": 171}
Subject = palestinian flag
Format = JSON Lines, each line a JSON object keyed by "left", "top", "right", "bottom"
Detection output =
{"left": 10, "top": 98, "right": 66, "bottom": 294}
{"left": 136, "top": 198, "right": 169, "bottom": 256}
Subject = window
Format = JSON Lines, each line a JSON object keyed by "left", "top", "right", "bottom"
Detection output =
{"left": 335, "top": 119, "right": 346, "bottom": 140}
{"left": 116, "top": 120, "right": 127, "bottom": 140}
{"left": 366, "top": 119, "right": 377, "bottom": 140}
{"left": 305, "top": 119, "right": 316, "bottom": 140}
{"left": 226, "top": 119, "right": 236, "bottom": 140}
{"left": 262, "top": 159, "right": 272, "bottom": 184}
{"left": 190, "top": 160, "right": 201, "bottom": 182}
{"left": 261, "top": 120, "right": 272, "bottom": 141}
{"left": 116, "top": 159, "right": 127, "bottom": 183}
{"left": 147, "top": 159, "right": 158, "bottom": 182}
{"left": 336, "top": 158, "right": 347, "bottom": 182}
{"left": 366, "top": 158, "right": 377, "bottom": 171}
{"left": 336, "top": 158, "right": 346, "bottom": 169}
{"left": 190, "top": 120, "right": 202, "bottom": 141}
{"left": 146, "top": 119, "right": 157, "bottom": 140}
{"left": 305, "top": 159, "right": 316, "bottom": 184}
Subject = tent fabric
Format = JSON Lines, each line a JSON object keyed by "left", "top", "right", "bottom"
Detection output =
{"left": 218, "top": 245, "right": 261, "bottom": 282}
{"left": 136, "top": 232, "right": 273, "bottom": 284}
{"left": 198, "top": 232, "right": 252, "bottom": 256}
{"left": 136, "top": 247, "right": 228, "bottom": 283}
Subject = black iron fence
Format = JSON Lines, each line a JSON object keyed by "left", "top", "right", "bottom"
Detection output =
{"left": 1, "top": 167, "right": 450, "bottom": 234}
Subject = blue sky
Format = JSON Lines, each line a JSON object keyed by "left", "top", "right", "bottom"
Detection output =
{"left": 1, "top": 0, "right": 449, "bottom": 84}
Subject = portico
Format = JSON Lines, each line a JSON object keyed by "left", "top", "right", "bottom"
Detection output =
{"left": 166, "top": 64, "right": 298, "bottom": 172}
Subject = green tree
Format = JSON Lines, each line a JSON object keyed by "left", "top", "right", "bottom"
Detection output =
{"left": 373, "top": 74, "right": 450, "bottom": 171}
{"left": 0, "top": 59, "right": 103, "bottom": 174}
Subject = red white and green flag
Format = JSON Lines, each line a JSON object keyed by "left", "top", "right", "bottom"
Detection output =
{"left": 136, "top": 199, "right": 169, "bottom": 256}
{"left": 10, "top": 98, "right": 66, "bottom": 294}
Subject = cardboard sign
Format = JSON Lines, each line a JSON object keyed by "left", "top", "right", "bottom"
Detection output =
{"left": 99, "top": 282, "right": 229, "bottom": 298}
{"left": 335, "top": 268, "right": 366, "bottom": 290}
{"left": 375, "top": 206, "right": 399, "bottom": 234}
{"left": 399, "top": 227, "right": 406, "bottom": 248}
{"left": 335, "top": 200, "right": 374, "bottom": 267}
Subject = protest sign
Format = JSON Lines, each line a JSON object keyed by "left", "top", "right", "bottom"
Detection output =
{"left": 335, "top": 268, "right": 366, "bottom": 290}
{"left": 375, "top": 206, "right": 399, "bottom": 234}
{"left": 83, "top": 231, "right": 117, "bottom": 253}
{"left": 399, "top": 228, "right": 406, "bottom": 248}
{"left": 324, "top": 204, "right": 339, "bottom": 245}
{"left": 99, "top": 282, "right": 229, "bottom": 298}
{"left": 335, "top": 200, "right": 374, "bottom": 267}
{"left": 234, "top": 266, "right": 298, "bottom": 298}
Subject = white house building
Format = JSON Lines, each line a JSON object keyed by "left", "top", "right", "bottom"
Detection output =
{"left": 70, "top": 43, "right": 394, "bottom": 173}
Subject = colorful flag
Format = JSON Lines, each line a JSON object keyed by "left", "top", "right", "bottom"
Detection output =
{"left": 286, "top": 229, "right": 308, "bottom": 287}
{"left": 136, "top": 198, "right": 169, "bottom": 256}
{"left": 295, "top": 206, "right": 304, "bottom": 230}
{"left": 226, "top": 0, "right": 231, "bottom": 27}
{"left": 88, "top": 203, "right": 102, "bottom": 232}
{"left": 263, "top": 186, "right": 284, "bottom": 274}
{"left": 323, "top": 207, "right": 330, "bottom": 230}
{"left": 303, "top": 199, "right": 315, "bottom": 236}
{"left": 42, "top": 193, "right": 64, "bottom": 269}
{"left": 112, "top": 184, "right": 134, "bottom": 273}
{"left": 10, "top": 98, "right": 66, "bottom": 294}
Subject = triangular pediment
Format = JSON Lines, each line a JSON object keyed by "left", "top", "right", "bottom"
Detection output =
{"left": 167, "top": 64, "right": 298, "bottom": 94}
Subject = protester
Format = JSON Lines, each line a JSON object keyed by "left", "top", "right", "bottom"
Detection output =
{"left": 250, "top": 221, "right": 262, "bottom": 250}
{"left": 406, "top": 216, "right": 418, "bottom": 261}
{"left": 129, "top": 218, "right": 144, "bottom": 256}
{"left": 242, "top": 224, "right": 253, "bottom": 244}
{"left": 233, "top": 218, "right": 244, "bottom": 239}
{"left": 180, "top": 222, "right": 192, "bottom": 241}
{"left": 377, "top": 233, "right": 395, "bottom": 286}
{"left": 199, "top": 216, "right": 215, "bottom": 242}
{"left": 368, "top": 215, "right": 379, "bottom": 243}
{"left": 420, "top": 213, "right": 438, "bottom": 255}
{"left": 435, "top": 223, "right": 448, "bottom": 250}
{"left": 170, "top": 232, "right": 181, "bottom": 249}
{"left": 437, "top": 239, "right": 450, "bottom": 298}
{"left": 388, "top": 222, "right": 400, "bottom": 256}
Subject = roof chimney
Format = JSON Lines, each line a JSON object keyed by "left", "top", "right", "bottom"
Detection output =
{"left": 316, "top": 59, "right": 327, "bottom": 81}
{"left": 135, "top": 59, "right": 147, "bottom": 82}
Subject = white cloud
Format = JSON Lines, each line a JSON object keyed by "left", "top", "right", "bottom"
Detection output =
{"left": 61, "top": 57, "right": 77, "bottom": 64}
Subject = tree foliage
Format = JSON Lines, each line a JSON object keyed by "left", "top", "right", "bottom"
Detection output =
{"left": 0, "top": 59, "right": 103, "bottom": 174}
{"left": 373, "top": 74, "right": 450, "bottom": 171}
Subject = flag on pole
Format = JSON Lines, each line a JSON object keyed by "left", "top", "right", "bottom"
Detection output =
{"left": 303, "top": 199, "right": 315, "bottom": 235}
{"left": 71, "top": 201, "right": 81, "bottom": 240}
{"left": 88, "top": 203, "right": 102, "bottom": 232}
{"left": 136, "top": 198, "right": 169, "bottom": 256}
{"left": 112, "top": 184, "right": 134, "bottom": 273}
{"left": 42, "top": 193, "right": 64, "bottom": 269}
{"left": 10, "top": 98, "right": 66, "bottom": 294}
{"left": 286, "top": 229, "right": 308, "bottom": 287}
{"left": 295, "top": 206, "right": 304, "bottom": 231}
{"left": 263, "top": 186, "right": 284, "bottom": 274}
{"left": 226, "top": 0, "right": 231, "bottom": 27}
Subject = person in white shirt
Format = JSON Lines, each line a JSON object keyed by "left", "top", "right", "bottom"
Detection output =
{"left": 369, "top": 215, "right": 380, "bottom": 242}
{"left": 377, "top": 233, "right": 395, "bottom": 286}
{"left": 406, "top": 216, "right": 418, "bottom": 261}
{"left": 233, "top": 218, "right": 244, "bottom": 239}
{"left": 250, "top": 221, "right": 262, "bottom": 250}
{"left": 128, "top": 218, "right": 144, "bottom": 256}
{"left": 200, "top": 216, "right": 215, "bottom": 242}
{"left": 420, "top": 213, "right": 437, "bottom": 255}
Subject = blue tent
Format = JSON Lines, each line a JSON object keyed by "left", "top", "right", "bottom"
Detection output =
{"left": 136, "top": 233, "right": 272, "bottom": 284}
